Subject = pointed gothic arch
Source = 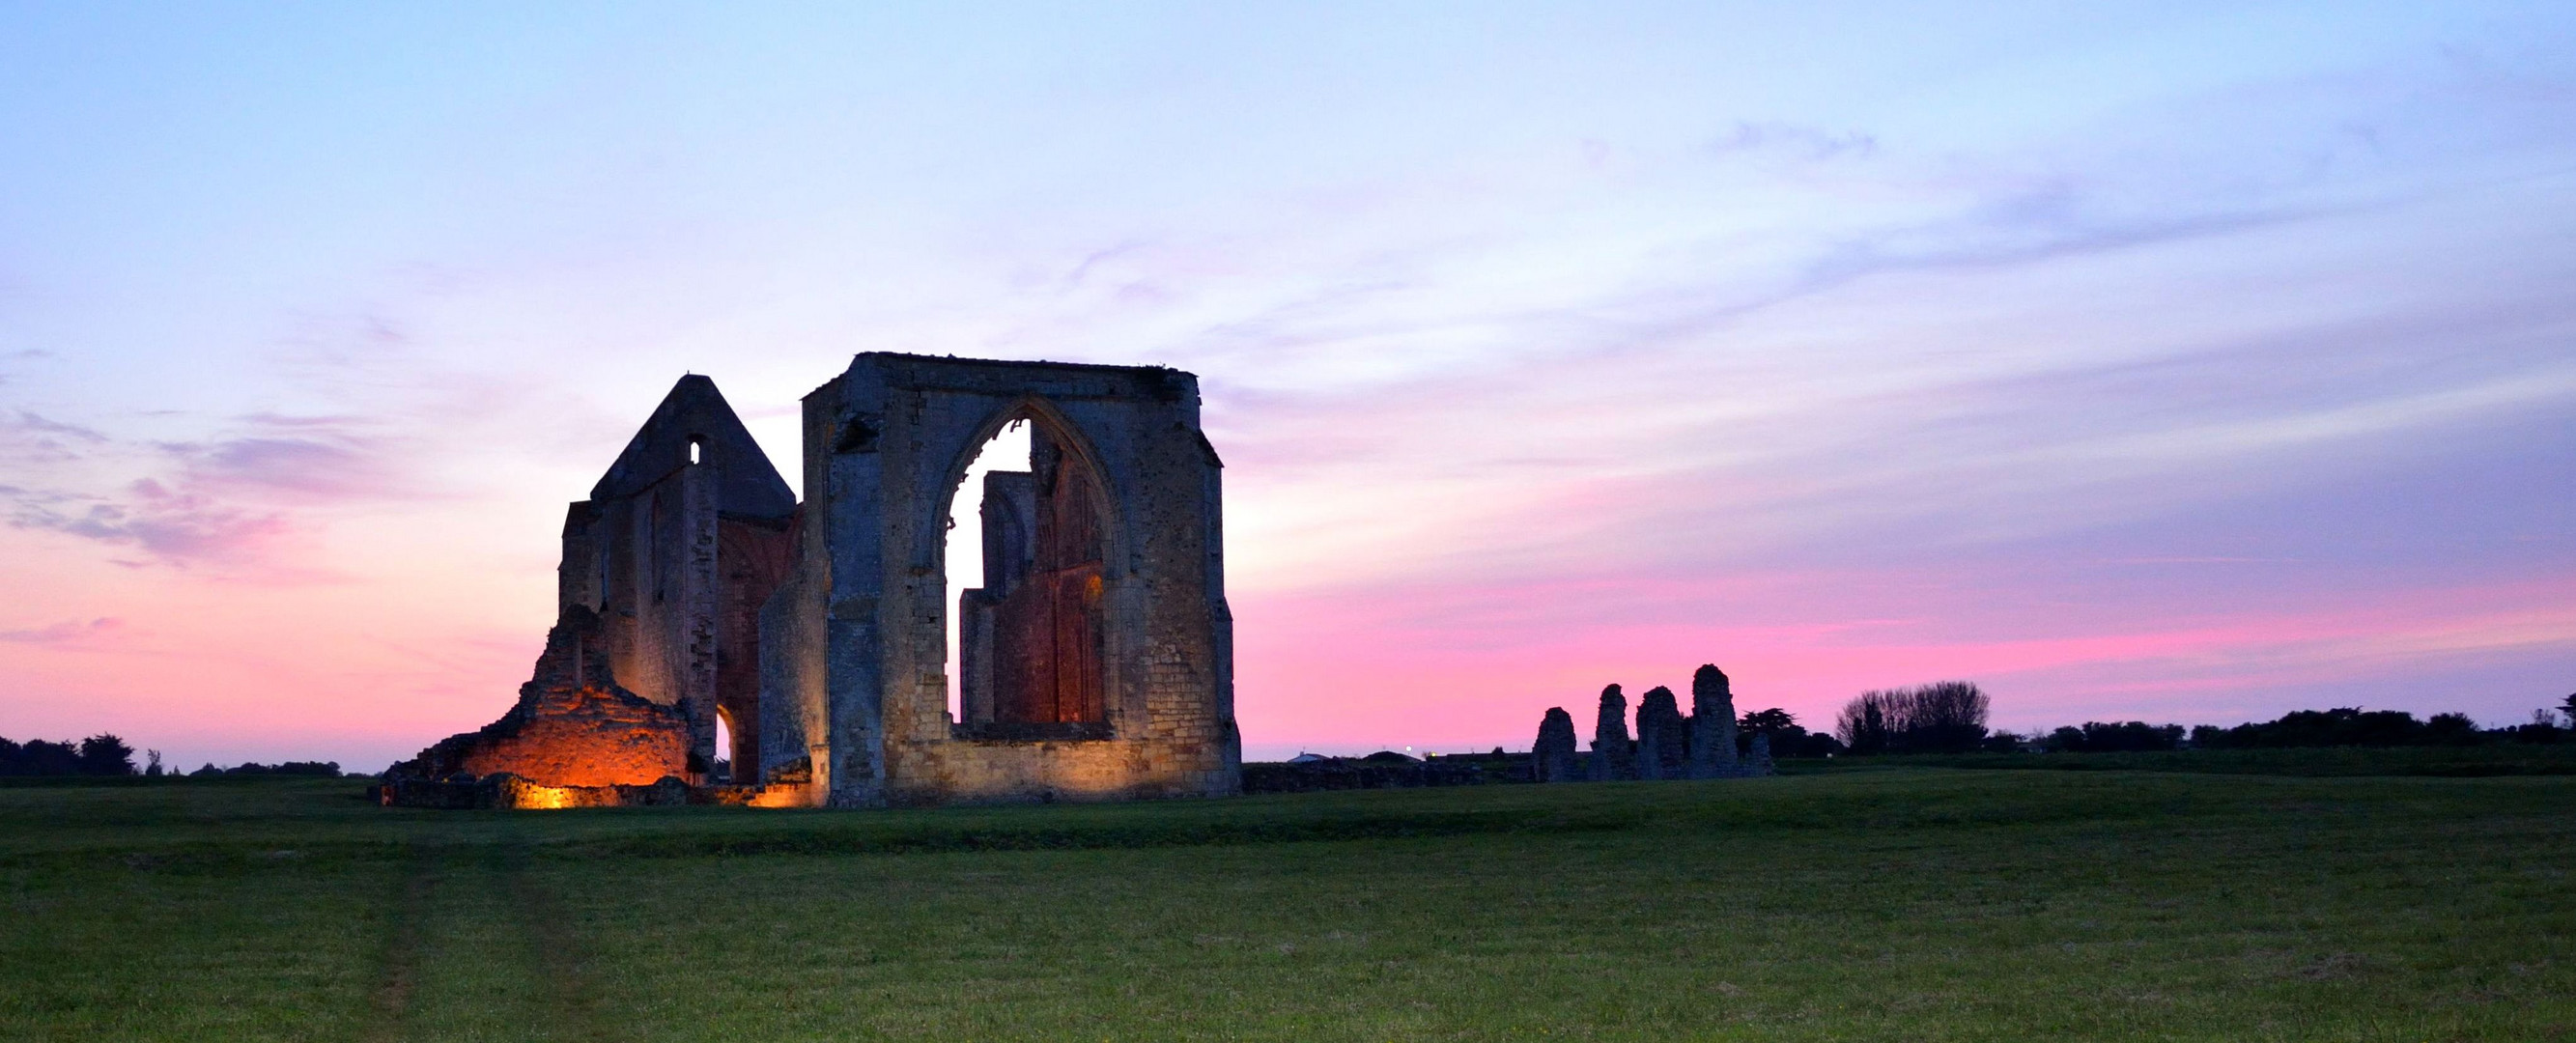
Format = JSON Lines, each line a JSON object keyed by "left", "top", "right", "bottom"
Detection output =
{"left": 941, "top": 397, "right": 1119, "bottom": 739}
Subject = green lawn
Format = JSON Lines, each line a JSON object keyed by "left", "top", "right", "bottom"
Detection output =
{"left": 2, "top": 763, "right": 2570, "bottom": 1041}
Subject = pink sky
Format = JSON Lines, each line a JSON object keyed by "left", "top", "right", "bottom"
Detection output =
{"left": 2, "top": 5, "right": 2571, "bottom": 769}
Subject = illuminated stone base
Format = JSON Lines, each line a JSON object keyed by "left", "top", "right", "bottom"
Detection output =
{"left": 372, "top": 773, "right": 819, "bottom": 810}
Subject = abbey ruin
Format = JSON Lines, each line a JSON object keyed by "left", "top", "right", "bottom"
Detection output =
{"left": 387, "top": 354, "right": 1241, "bottom": 808}
{"left": 1531, "top": 665, "right": 1774, "bottom": 782}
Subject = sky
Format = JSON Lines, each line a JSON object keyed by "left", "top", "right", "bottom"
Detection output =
{"left": 1, "top": 2, "right": 2571, "bottom": 770}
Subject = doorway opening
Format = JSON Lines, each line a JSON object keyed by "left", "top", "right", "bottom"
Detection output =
{"left": 713, "top": 708, "right": 734, "bottom": 784}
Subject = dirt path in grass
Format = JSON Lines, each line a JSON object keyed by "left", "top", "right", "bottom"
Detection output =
{"left": 496, "top": 840, "right": 622, "bottom": 1043}
{"left": 357, "top": 839, "right": 620, "bottom": 1043}
{"left": 358, "top": 846, "right": 439, "bottom": 1043}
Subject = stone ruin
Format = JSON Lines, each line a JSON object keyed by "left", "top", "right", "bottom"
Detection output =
{"left": 386, "top": 354, "right": 1240, "bottom": 808}
{"left": 1533, "top": 664, "right": 1772, "bottom": 782}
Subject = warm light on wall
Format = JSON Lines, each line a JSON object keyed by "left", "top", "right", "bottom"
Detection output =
{"left": 511, "top": 783, "right": 573, "bottom": 809}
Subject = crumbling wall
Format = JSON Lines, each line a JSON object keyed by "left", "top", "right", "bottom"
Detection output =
{"left": 389, "top": 607, "right": 690, "bottom": 788}
{"left": 563, "top": 375, "right": 797, "bottom": 778}
{"left": 397, "top": 361, "right": 1238, "bottom": 811}
{"left": 398, "top": 375, "right": 798, "bottom": 798}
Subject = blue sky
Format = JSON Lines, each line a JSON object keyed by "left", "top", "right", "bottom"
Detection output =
{"left": 1, "top": 2, "right": 2570, "bottom": 768}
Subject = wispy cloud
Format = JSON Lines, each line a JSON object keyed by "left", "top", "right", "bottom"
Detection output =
{"left": 156, "top": 426, "right": 401, "bottom": 500}
{"left": 7, "top": 479, "right": 294, "bottom": 570}
{"left": 0, "top": 616, "right": 123, "bottom": 647}
{"left": 0, "top": 407, "right": 413, "bottom": 577}
{"left": 1710, "top": 121, "right": 1881, "bottom": 161}
{"left": 1, "top": 410, "right": 113, "bottom": 463}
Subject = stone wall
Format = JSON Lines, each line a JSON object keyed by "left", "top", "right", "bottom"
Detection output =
{"left": 771, "top": 354, "right": 1240, "bottom": 807}
{"left": 394, "top": 376, "right": 798, "bottom": 794}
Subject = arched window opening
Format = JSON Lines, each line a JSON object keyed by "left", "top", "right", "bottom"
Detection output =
{"left": 688, "top": 437, "right": 703, "bottom": 465}
{"left": 945, "top": 414, "right": 1111, "bottom": 740}
{"left": 712, "top": 709, "right": 734, "bottom": 784}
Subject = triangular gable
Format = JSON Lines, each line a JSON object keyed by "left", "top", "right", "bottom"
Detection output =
{"left": 588, "top": 375, "right": 797, "bottom": 519}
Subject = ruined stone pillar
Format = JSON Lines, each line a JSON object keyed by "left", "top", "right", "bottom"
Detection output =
{"left": 1746, "top": 731, "right": 1775, "bottom": 775}
{"left": 1688, "top": 663, "right": 1741, "bottom": 779}
{"left": 1586, "top": 685, "right": 1633, "bottom": 781}
{"left": 678, "top": 455, "right": 722, "bottom": 780}
{"left": 1635, "top": 685, "right": 1686, "bottom": 780}
{"left": 1533, "top": 707, "right": 1578, "bottom": 782}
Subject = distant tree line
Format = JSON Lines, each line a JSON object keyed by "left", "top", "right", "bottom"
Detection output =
{"left": 2036, "top": 699, "right": 2573, "bottom": 752}
{"left": 0, "top": 734, "right": 351, "bottom": 778}
{"left": 0, "top": 734, "right": 137, "bottom": 776}
{"left": 184, "top": 761, "right": 347, "bottom": 777}
{"left": 2041, "top": 720, "right": 2187, "bottom": 752}
{"left": 1813, "top": 687, "right": 2576, "bottom": 758}
{"left": 2188, "top": 708, "right": 2484, "bottom": 748}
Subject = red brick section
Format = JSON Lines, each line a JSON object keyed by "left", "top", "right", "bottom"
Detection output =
{"left": 445, "top": 685, "right": 690, "bottom": 788}
{"left": 989, "top": 432, "right": 1107, "bottom": 725}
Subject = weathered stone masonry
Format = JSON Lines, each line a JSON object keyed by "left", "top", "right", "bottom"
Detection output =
{"left": 393, "top": 376, "right": 794, "bottom": 793}
{"left": 392, "top": 355, "right": 1241, "bottom": 809}
{"left": 767, "top": 354, "right": 1239, "bottom": 807}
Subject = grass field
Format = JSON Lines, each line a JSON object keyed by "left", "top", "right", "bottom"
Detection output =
{"left": 3, "top": 757, "right": 2571, "bottom": 1041}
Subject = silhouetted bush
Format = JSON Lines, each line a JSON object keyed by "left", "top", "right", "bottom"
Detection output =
{"left": 1737, "top": 708, "right": 1846, "bottom": 758}
{"left": 1835, "top": 682, "right": 1991, "bottom": 754}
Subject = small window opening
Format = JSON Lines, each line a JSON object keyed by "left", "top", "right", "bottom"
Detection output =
{"left": 688, "top": 437, "right": 703, "bottom": 465}
{"left": 713, "top": 711, "right": 733, "bottom": 784}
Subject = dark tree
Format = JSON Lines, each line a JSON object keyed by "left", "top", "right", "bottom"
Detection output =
{"left": 1905, "top": 682, "right": 1991, "bottom": 752}
{"left": 1739, "top": 708, "right": 1798, "bottom": 735}
{"left": 2425, "top": 713, "right": 2480, "bottom": 745}
{"left": 1837, "top": 692, "right": 1893, "bottom": 754}
{"left": 77, "top": 734, "right": 136, "bottom": 776}
{"left": 1836, "top": 682, "right": 1991, "bottom": 754}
